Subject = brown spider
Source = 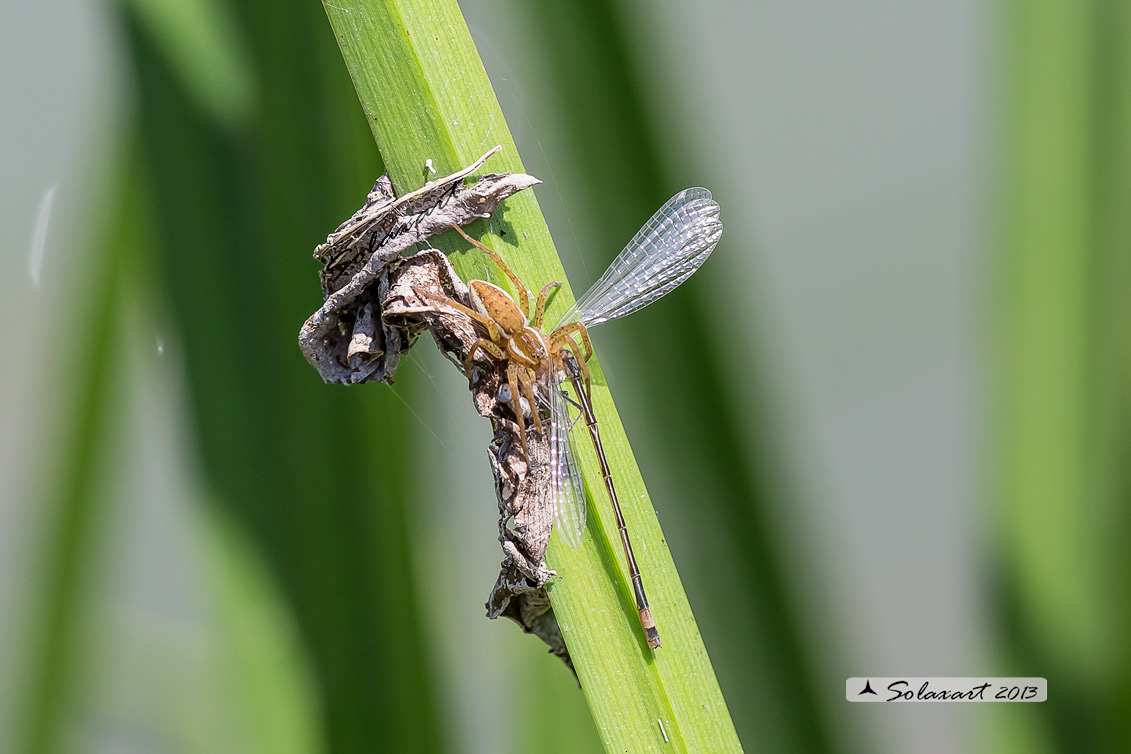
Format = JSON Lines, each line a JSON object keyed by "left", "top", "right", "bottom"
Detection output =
{"left": 416, "top": 225, "right": 593, "bottom": 458}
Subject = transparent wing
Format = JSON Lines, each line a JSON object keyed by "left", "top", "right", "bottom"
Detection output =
{"left": 549, "top": 385, "right": 587, "bottom": 548}
{"left": 556, "top": 188, "right": 723, "bottom": 329}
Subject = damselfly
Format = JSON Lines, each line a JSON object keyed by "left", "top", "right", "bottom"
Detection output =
{"left": 421, "top": 188, "right": 722, "bottom": 650}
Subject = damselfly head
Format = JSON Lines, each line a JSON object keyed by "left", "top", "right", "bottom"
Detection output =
{"left": 497, "top": 383, "right": 531, "bottom": 418}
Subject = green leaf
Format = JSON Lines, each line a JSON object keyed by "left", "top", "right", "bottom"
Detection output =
{"left": 321, "top": 1, "right": 743, "bottom": 751}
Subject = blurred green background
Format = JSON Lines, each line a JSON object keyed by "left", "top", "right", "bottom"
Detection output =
{"left": 1, "top": 0, "right": 1127, "bottom": 753}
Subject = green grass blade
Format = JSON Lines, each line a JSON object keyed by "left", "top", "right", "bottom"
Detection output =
{"left": 321, "top": 1, "right": 742, "bottom": 751}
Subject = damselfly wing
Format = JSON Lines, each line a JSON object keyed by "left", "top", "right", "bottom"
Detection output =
{"left": 547, "top": 188, "right": 723, "bottom": 545}
{"left": 545, "top": 188, "right": 722, "bottom": 649}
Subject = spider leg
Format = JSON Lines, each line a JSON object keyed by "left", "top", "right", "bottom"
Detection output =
{"left": 552, "top": 321, "right": 594, "bottom": 362}
{"left": 507, "top": 363, "right": 530, "bottom": 459}
{"left": 531, "top": 281, "right": 562, "bottom": 329}
{"left": 550, "top": 326, "right": 593, "bottom": 394}
{"left": 562, "top": 334, "right": 592, "bottom": 395}
{"left": 465, "top": 338, "right": 507, "bottom": 383}
{"left": 414, "top": 286, "right": 501, "bottom": 338}
{"left": 415, "top": 286, "right": 509, "bottom": 384}
{"left": 451, "top": 225, "right": 531, "bottom": 316}
{"left": 518, "top": 366, "right": 544, "bottom": 438}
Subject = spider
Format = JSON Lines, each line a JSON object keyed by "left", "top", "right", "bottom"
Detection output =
{"left": 416, "top": 225, "right": 593, "bottom": 458}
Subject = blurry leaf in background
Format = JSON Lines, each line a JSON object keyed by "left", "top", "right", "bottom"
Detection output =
{"left": 198, "top": 507, "right": 323, "bottom": 754}
{"left": 13, "top": 151, "right": 141, "bottom": 754}
{"left": 123, "top": 0, "right": 255, "bottom": 128}
{"left": 992, "top": 0, "right": 1131, "bottom": 751}
{"left": 119, "top": 0, "right": 444, "bottom": 748}
{"left": 14, "top": 0, "right": 445, "bottom": 752}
